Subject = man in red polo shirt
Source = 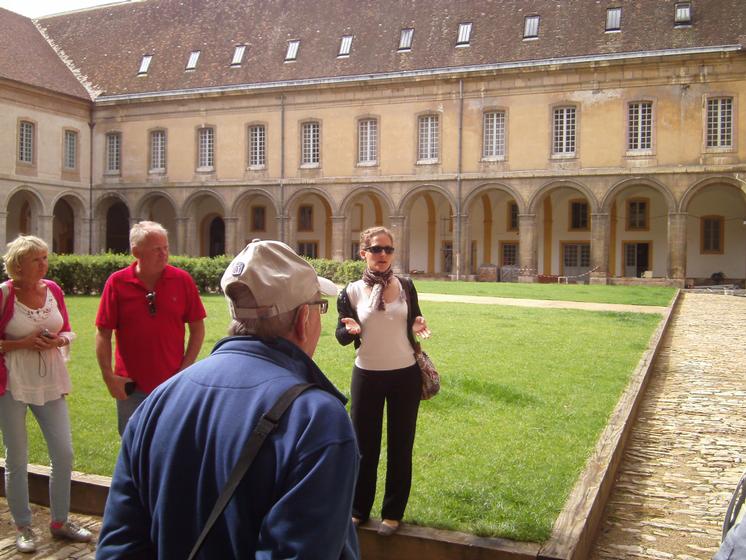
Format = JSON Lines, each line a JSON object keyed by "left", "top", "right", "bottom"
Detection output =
{"left": 95, "top": 221, "right": 206, "bottom": 435}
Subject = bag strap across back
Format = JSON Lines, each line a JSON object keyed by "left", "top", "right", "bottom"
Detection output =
{"left": 187, "top": 382, "right": 316, "bottom": 560}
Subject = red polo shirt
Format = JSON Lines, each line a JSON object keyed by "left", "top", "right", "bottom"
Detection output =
{"left": 95, "top": 263, "right": 207, "bottom": 394}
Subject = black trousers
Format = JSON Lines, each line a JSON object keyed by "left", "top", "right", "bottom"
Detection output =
{"left": 350, "top": 363, "right": 421, "bottom": 521}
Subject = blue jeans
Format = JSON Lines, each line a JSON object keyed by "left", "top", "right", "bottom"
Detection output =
{"left": 116, "top": 390, "right": 148, "bottom": 436}
{"left": 0, "top": 393, "right": 73, "bottom": 527}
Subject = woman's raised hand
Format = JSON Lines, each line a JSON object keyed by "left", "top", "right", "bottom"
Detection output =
{"left": 412, "top": 316, "right": 431, "bottom": 339}
{"left": 341, "top": 317, "right": 362, "bottom": 335}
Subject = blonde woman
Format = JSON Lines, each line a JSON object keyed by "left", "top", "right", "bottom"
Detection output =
{"left": 0, "top": 236, "right": 91, "bottom": 552}
{"left": 335, "top": 226, "right": 431, "bottom": 536}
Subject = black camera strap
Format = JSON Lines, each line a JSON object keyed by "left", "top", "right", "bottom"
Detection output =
{"left": 187, "top": 382, "right": 315, "bottom": 560}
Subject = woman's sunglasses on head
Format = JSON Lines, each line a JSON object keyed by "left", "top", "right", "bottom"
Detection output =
{"left": 364, "top": 246, "right": 395, "bottom": 255}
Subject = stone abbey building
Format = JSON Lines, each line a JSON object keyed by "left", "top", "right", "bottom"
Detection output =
{"left": 1, "top": 0, "right": 745, "bottom": 285}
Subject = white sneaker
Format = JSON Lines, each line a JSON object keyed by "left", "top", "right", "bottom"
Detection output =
{"left": 50, "top": 520, "right": 93, "bottom": 542}
{"left": 16, "top": 526, "right": 37, "bottom": 553}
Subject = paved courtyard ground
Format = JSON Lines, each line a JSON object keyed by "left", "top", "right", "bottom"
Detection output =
{"left": 1, "top": 291, "right": 743, "bottom": 559}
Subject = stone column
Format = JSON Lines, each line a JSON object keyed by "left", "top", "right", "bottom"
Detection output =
{"left": 223, "top": 216, "right": 238, "bottom": 256}
{"left": 590, "top": 212, "right": 610, "bottom": 285}
{"left": 668, "top": 212, "right": 687, "bottom": 284}
{"left": 284, "top": 214, "right": 295, "bottom": 252}
{"left": 518, "top": 213, "right": 537, "bottom": 283}
{"left": 455, "top": 212, "right": 470, "bottom": 279}
{"left": 331, "top": 216, "right": 346, "bottom": 262}
{"left": 175, "top": 217, "right": 188, "bottom": 256}
{"left": 390, "top": 215, "right": 406, "bottom": 275}
{"left": 0, "top": 212, "right": 7, "bottom": 249}
{"left": 39, "top": 214, "right": 54, "bottom": 248}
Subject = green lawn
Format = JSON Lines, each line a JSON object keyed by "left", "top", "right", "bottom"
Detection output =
{"left": 414, "top": 279, "right": 676, "bottom": 306}
{"left": 14, "top": 285, "right": 663, "bottom": 543}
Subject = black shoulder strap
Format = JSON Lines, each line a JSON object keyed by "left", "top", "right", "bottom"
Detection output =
{"left": 187, "top": 382, "right": 315, "bottom": 560}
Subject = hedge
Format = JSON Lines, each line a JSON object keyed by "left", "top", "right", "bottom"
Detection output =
{"left": 0, "top": 253, "right": 366, "bottom": 295}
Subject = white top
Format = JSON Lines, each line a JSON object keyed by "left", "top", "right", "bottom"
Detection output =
{"left": 348, "top": 279, "right": 416, "bottom": 371}
{"left": 5, "top": 288, "right": 75, "bottom": 405}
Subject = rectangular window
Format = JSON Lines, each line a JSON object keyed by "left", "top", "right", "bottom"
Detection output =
{"left": 198, "top": 127, "right": 214, "bottom": 170}
{"left": 418, "top": 114, "right": 439, "bottom": 162}
{"left": 138, "top": 54, "right": 152, "bottom": 75}
{"left": 297, "top": 241, "right": 318, "bottom": 259}
{"left": 627, "top": 199, "right": 648, "bottom": 230}
{"left": 249, "top": 125, "right": 266, "bottom": 167}
{"left": 251, "top": 206, "right": 266, "bottom": 231}
{"left": 285, "top": 40, "right": 300, "bottom": 61}
{"left": 483, "top": 111, "right": 505, "bottom": 159}
{"left": 18, "top": 121, "right": 34, "bottom": 163}
{"left": 675, "top": 2, "right": 691, "bottom": 25}
{"left": 553, "top": 106, "right": 576, "bottom": 155}
{"left": 456, "top": 22, "right": 472, "bottom": 46}
{"left": 606, "top": 7, "right": 621, "bottom": 31}
{"left": 707, "top": 97, "right": 733, "bottom": 148}
{"left": 106, "top": 133, "right": 121, "bottom": 173}
{"left": 570, "top": 200, "right": 589, "bottom": 231}
{"left": 298, "top": 205, "right": 313, "bottom": 232}
{"left": 628, "top": 101, "right": 653, "bottom": 151}
{"left": 564, "top": 243, "right": 591, "bottom": 268}
{"left": 508, "top": 201, "right": 519, "bottom": 231}
{"left": 186, "top": 50, "right": 200, "bottom": 70}
{"left": 358, "top": 118, "right": 378, "bottom": 164}
{"left": 398, "top": 28, "right": 414, "bottom": 51}
{"left": 63, "top": 130, "right": 77, "bottom": 169}
{"left": 701, "top": 216, "right": 723, "bottom": 254}
{"left": 524, "top": 15, "right": 539, "bottom": 38}
{"left": 338, "top": 35, "right": 353, "bottom": 57}
{"left": 301, "top": 122, "right": 320, "bottom": 166}
{"left": 502, "top": 242, "right": 518, "bottom": 266}
{"left": 231, "top": 45, "right": 246, "bottom": 66}
{"left": 150, "top": 130, "right": 166, "bottom": 172}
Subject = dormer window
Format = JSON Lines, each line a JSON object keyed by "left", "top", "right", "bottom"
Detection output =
{"left": 231, "top": 45, "right": 246, "bottom": 66}
{"left": 137, "top": 54, "right": 152, "bottom": 75}
{"left": 523, "top": 15, "right": 539, "bottom": 39}
{"left": 606, "top": 7, "right": 621, "bottom": 31}
{"left": 398, "top": 28, "right": 414, "bottom": 51}
{"left": 456, "top": 22, "right": 472, "bottom": 46}
{"left": 186, "top": 50, "right": 200, "bottom": 70}
{"left": 285, "top": 40, "right": 300, "bottom": 62}
{"left": 338, "top": 35, "right": 353, "bottom": 57}
{"left": 674, "top": 2, "right": 691, "bottom": 25}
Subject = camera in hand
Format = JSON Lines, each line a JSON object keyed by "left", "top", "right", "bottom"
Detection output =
{"left": 125, "top": 381, "right": 137, "bottom": 396}
{"left": 41, "top": 329, "right": 54, "bottom": 339}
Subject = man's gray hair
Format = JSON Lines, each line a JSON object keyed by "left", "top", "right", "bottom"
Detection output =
{"left": 226, "top": 283, "right": 317, "bottom": 338}
{"left": 130, "top": 221, "right": 168, "bottom": 250}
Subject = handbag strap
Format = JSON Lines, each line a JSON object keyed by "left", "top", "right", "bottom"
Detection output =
{"left": 187, "top": 382, "right": 315, "bottom": 560}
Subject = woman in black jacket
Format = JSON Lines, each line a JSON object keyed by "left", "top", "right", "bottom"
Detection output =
{"left": 336, "top": 226, "right": 431, "bottom": 536}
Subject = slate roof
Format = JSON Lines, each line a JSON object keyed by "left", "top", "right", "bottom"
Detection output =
{"left": 0, "top": 7, "right": 91, "bottom": 99}
{"left": 10, "top": 0, "right": 746, "bottom": 101}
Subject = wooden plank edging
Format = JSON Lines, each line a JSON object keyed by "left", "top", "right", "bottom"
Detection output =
{"left": 537, "top": 289, "right": 682, "bottom": 560}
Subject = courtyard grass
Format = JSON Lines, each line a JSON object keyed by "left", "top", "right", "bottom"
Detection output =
{"left": 16, "top": 288, "right": 662, "bottom": 543}
{"left": 414, "top": 279, "right": 676, "bottom": 306}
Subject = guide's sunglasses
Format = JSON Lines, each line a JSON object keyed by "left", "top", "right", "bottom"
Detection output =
{"left": 364, "top": 245, "right": 395, "bottom": 255}
{"left": 145, "top": 291, "right": 156, "bottom": 316}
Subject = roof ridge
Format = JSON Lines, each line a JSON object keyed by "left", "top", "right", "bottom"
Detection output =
{"left": 33, "top": 20, "right": 101, "bottom": 100}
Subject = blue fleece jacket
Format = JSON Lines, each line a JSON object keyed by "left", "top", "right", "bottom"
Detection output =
{"left": 97, "top": 336, "right": 360, "bottom": 560}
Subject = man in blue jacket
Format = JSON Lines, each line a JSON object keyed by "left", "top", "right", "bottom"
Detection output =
{"left": 97, "top": 240, "right": 360, "bottom": 559}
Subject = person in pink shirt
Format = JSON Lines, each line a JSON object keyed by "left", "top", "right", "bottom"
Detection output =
{"left": 95, "top": 221, "right": 206, "bottom": 435}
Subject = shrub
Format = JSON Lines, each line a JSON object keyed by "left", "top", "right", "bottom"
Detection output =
{"left": 0, "top": 253, "right": 365, "bottom": 294}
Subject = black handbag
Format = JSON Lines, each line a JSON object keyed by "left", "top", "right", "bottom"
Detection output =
{"left": 187, "top": 383, "right": 315, "bottom": 560}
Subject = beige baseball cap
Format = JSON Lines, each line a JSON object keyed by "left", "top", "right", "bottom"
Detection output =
{"left": 221, "top": 239, "right": 338, "bottom": 320}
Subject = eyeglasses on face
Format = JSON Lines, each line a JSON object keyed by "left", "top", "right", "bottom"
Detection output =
{"left": 308, "top": 300, "right": 329, "bottom": 314}
{"left": 145, "top": 291, "right": 156, "bottom": 316}
{"left": 364, "top": 245, "right": 395, "bottom": 255}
